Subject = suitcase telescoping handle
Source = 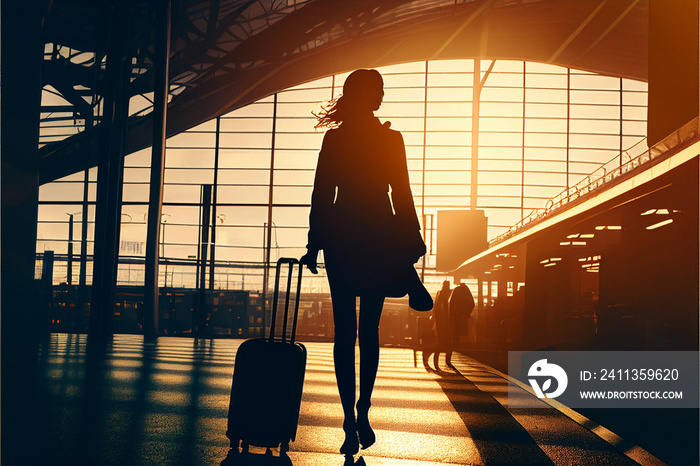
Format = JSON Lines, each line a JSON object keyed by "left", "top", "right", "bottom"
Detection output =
{"left": 269, "top": 257, "right": 303, "bottom": 344}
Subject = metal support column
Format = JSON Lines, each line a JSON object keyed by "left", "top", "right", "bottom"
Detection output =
{"left": 262, "top": 93, "right": 278, "bottom": 334}
{"left": 421, "top": 61, "right": 429, "bottom": 281}
{"left": 67, "top": 214, "right": 74, "bottom": 285}
{"left": 1, "top": 4, "right": 58, "bottom": 463}
{"left": 42, "top": 252, "right": 55, "bottom": 292}
{"left": 79, "top": 167, "right": 90, "bottom": 324}
{"left": 90, "top": 3, "right": 131, "bottom": 343}
{"left": 619, "top": 77, "right": 624, "bottom": 168}
{"left": 144, "top": 0, "right": 172, "bottom": 341}
{"left": 566, "top": 68, "right": 571, "bottom": 200}
{"left": 209, "top": 117, "right": 221, "bottom": 291}
{"left": 197, "top": 184, "right": 213, "bottom": 337}
{"left": 470, "top": 59, "right": 481, "bottom": 211}
{"left": 470, "top": 59, "right": 495, "bottom": 211}
{"left": 78, "top": 113, "right": 92, "bottom": 329}
{"left": 520, "top": 61, "right": 526, "bottom": 219}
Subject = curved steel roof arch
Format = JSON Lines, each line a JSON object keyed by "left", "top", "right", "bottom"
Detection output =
{"left": 38, "top": 0, "right": 647, "bottom": 184}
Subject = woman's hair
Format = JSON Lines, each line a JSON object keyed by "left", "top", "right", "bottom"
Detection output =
{"left": 315, "top": 69, "right": 384, "bottom": 129}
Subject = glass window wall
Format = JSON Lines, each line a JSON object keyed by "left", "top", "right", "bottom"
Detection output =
{"left": 36, "top": 59, "right": 648, "bottom": 295}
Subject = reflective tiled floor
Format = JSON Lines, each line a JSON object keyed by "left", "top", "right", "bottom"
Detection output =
{"left": 30, "top": 334, "right": 679, "bottom": 466}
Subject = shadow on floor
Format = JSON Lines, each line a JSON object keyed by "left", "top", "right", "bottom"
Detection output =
{"left": 433, "top": 371, "right": 555, "bottom": 466}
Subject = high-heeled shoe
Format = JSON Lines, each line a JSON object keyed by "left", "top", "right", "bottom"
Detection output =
{"left": 340, "top": 423, "right": 359, "bottom": 455}
{"left": 356, "top": 413, "right": 376, "bottom": 449}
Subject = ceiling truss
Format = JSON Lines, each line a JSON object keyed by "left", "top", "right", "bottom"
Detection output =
{"left": 38, "top": 0, "right": 648, "bottom": 184}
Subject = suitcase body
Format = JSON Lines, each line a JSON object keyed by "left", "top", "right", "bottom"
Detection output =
{"left": 226, "top": 258, "right": 306, "bottom": 453}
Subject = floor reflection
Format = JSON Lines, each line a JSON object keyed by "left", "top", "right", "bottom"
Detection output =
{"left": 39, "top": 334, "right": 235, "bottom": 466}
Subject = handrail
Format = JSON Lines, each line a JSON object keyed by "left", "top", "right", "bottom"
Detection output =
{"left": 489, "top": 117, "right": 700, "bottom": 247}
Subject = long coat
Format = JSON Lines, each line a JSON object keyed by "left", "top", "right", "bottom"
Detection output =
{"left": 307, "top": 116, "right": 424, "bottom": 296}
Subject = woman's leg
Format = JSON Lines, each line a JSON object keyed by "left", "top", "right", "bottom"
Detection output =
{"left": 422, "top": 347, "right": 433, "bottom": 371}
{"left": 330, "top": 287, "right": 359, "bottom": 454}
{"left": 356, "top": 292, "right": 385, "bottom": 448}
{"left": 446, "top": 325, "right": 459, "bottom": 368}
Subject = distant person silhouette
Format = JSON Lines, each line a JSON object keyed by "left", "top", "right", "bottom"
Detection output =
{"left": 300, "top": 69, "right": 432, "bottom": 456}
{"left": 445, "top": 282, "right": 475, "bottom": 368}
{"left": 431, "top": 280, "right": 453, "bottom": 371}
{"left": 415, "top": 313, "right": 436, "bottom": 372}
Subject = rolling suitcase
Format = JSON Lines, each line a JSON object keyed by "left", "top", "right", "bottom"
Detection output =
{"left": 224, "top": 257, "right": 306, "bottom": 459}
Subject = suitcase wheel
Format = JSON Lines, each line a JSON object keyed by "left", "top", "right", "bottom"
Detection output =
{"left": 220, "top": 446, "right": 239, "bottom": 466}
{"left": 280, "top": 442, "right": 290, "bottom": 455}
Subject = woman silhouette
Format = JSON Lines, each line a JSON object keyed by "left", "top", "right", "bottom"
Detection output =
{"left": 301, "top": 69, "right": 432, "bottom": 455}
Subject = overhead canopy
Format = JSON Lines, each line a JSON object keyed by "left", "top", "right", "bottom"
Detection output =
{"left": 38, "top": 0, "right": 648, "bottom": 184}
